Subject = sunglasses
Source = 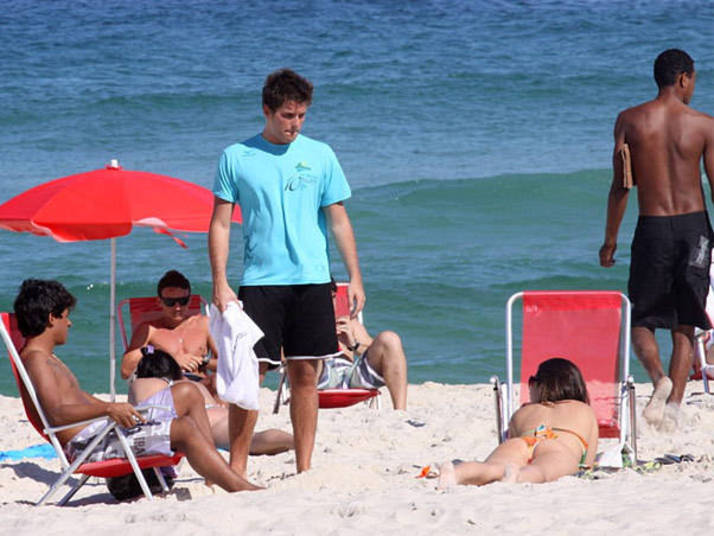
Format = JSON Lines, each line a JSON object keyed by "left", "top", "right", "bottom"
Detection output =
{"left": 160, "top": 295, "right": 190, "bottom": 307}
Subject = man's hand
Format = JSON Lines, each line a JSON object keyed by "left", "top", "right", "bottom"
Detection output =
{"left": 348, "top": 278, "right": 366, "bottom": 318}
{"left": 599, "top": 242, "right": 617, "bottom": 267}
{"left": 335, "top": 317, "right": 356, "bottom": 348}
{"left": 174, "top": 353, "right": 203, "bottom": 373}
{"left": 212, "top": 282, "right": 238, "bottom": 312}
{"left": 106, "top": 402, "right": 146, "bottom": 428}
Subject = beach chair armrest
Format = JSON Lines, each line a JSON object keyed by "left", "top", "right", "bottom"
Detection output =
{"left": 43, "top": 405, "right": 171, "bottom": 436}
{"left": 44, "top": 417, "right": 112, "bottom": 435}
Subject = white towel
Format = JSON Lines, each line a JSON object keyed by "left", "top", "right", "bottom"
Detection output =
{"left": 209, "top": 302, "right": 262, "bottom": 410}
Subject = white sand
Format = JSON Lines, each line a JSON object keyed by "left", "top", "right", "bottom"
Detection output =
{"left": 1, "top": 382, "right": 714, "bottom": 535}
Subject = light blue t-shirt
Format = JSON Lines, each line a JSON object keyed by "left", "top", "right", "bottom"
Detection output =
{"left": 213, "top": 133, "right": 351, "bottom": 286}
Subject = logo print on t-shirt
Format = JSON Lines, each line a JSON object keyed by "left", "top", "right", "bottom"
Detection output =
{"left": 285, "top": 162, "right": 317, "bottom": 192}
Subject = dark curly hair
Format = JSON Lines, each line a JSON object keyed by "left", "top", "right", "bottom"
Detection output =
{"left": 528, "top": 357, "right": 589, "bottom": 404}
{"left": 157, "top": 270, "right": 191, "bottom": 297}
{"left": 262, "top": 68, "right": 313, "bottom": 112}
{"left": 13, "top": 279, "right": 76, "bottom": 337}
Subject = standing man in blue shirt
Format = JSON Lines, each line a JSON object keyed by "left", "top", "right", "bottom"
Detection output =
{"left": 209, "top": 69, "right": 365, "bottom": 476}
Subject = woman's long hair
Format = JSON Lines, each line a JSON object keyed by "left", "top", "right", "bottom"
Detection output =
{"left": 529, "top": 357, "right": 589, "bottom": 404}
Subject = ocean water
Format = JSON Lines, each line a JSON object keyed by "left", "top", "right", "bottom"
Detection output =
{"left": 1, "top": 0, "right": 714, "bottom": 395}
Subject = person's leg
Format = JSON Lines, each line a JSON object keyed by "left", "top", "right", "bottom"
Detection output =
{"left": 439, "top": 460, "right": 507, "bottom": 488}
{"left": 633, "top": 326, "right": 673, "bottom": 425}
{"left": 287, "top": 358, "right": 319, "bottom": 473}
{"left": 170, "top": 382, "right": 217, "bottom": 446}
{"left": 365, "top": 331, "right": 407, "bottom": 410}
{"left": 438, "top": 439, "right": 527, "bottom": 488}
{"left": 669, "top": 325, "right": 694, "bottom": 404}
{"left": 228, "top": 405, "right": 258, "bottom": 477}
{"left": 230, "top": 287, "right": 284, "bottom": 476}
{"left": 632, "top": 326, "right": 665, "bottom": 384}
{"left": 250, "top": 429, "right": 295, "bottom": 455}
{"left": 169, "top": 416, "right": 261, "bottom": 492}
{"left": 258, "top": 361, "right": 269, "bottom": 385}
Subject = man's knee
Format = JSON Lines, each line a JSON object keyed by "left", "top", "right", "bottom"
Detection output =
{"left": 287, "top": 360, "right": 318, "bottom": 388}
{"left": 673, "top": 324, "right": 694, "bottom": 339}
{"left": 632, "top": 327, "right": 657, "bottom": 354}
{"left": 170, "top": 415, "right": 200, "bottom": 446}
{"left": 171, "top": 381, "right": 204, "bottom": 406}
{"left": 374, "top": 330, "right": 403, "bottom": 351}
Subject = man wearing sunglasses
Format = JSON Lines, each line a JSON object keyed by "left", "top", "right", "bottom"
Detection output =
{"left": 121, "top": 270, "right": 216, "bottom": 379}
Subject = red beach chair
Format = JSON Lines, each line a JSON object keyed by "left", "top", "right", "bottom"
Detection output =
{"left": 273, "top": 282, "right": 380, "bottom": 413}
{"left": 493, "top": 291, "right": 637, "bottom": 460}
{"left": 0, "top": 312, "right": 183, "bottom": 506}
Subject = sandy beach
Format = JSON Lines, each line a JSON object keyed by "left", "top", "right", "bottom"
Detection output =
{"left": 1, "top": 381, "right": 713, "bottom": 534}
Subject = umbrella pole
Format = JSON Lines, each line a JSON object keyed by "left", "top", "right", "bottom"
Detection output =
{"left": 109, "top": 238, "right": 117, "bottom": 401}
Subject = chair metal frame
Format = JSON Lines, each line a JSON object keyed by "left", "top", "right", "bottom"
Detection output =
{"left": 1, "top": 312, "right": 182, "bottom": 506}
{"left": 493, "top": 291, "right": 637, "bottom": 462}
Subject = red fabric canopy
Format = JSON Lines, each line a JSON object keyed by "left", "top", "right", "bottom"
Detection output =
{"left": 0, "top": 164, "right": 241, "bottom": 241}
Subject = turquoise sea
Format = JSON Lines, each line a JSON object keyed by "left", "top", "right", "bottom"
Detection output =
{"left": 1, "top": 0, "right": 714, "bottom": 395}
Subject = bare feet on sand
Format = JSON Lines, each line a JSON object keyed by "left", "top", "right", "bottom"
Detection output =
{"left": 643, "top": 376, "right": 672, "bottom": 426}
{"left": 659, "top": 402, "right": 681, "bottom": 433}
{"left": 437, "top": 461, "right": 457, "bottom": 490}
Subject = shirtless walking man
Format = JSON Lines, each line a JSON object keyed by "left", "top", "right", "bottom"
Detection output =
{"left": 14, "top": 279, "right": 260, "bottom": 494}
{"left": 600, "top": 49, "right": 714, "bottom": 430}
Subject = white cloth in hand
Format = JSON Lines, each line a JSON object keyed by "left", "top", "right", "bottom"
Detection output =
{"left": 209, "top": 302, "right": 262, "bottom": 410}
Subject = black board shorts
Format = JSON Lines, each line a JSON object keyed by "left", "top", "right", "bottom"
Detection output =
{"left": 628, "top": 211, "right": 713, "bottom": 330}
{"left": 238, "top": 283, "right": 339, "bottom": 369}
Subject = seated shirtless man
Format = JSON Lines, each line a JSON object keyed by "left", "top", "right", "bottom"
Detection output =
{"left": 13, "top": 278, "right": 260, "bottom": 493}
{"left": 316, "top": 280, "right": 408, "bottom": 410}
{"left": 122, "top": 269, "right": 293, "bottom": 455}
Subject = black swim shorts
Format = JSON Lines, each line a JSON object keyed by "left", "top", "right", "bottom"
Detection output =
{"left": 628, "top": 211, "right": 713, "bottom": 330}
{"left": 238, "top": 283, "right": 339, "bottom": 369}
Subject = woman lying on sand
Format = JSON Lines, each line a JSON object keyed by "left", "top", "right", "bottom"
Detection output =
{"left": 439, "top": 357, "right": 598, "bottom": 488}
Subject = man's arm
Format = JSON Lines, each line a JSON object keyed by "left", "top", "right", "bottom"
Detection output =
{"left": 348, "top": 318, "right": 373, "bottom": 348}
{"left": 600, "top": 112, "right": 630, "bottom": 268}
{"left": 209, "top": 196, "right": 239, "bottom": 311}
{"left": 205, "top": 327, "right": 219, "bottom": 372}
{"left": 323, "top": 202, "right": 365, "bottom": 317}
{"left": 703, "top": 116, "right": 714, "bottom": 203}
{"left": 121, "top": 322, "right": 152, "bottom": 379}
{"left": 25, "top": 352, "right": 145, "bottom": 429}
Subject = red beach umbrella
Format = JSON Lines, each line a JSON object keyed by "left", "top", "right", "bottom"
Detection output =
{"left": 0, "top": 160, "right": 241, "bottom": 398}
